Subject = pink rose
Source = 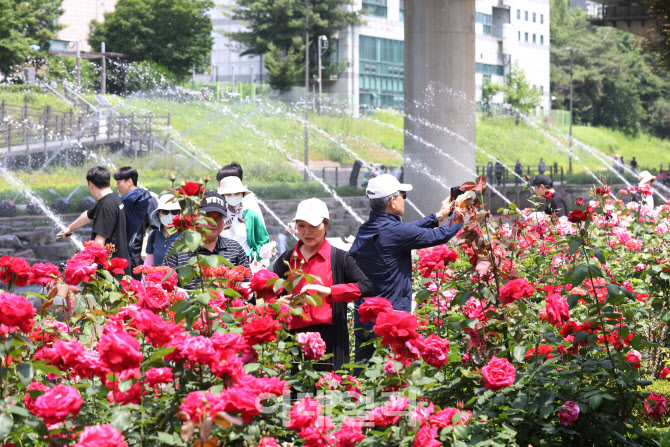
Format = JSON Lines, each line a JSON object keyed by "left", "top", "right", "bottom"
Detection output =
{"left": 636, "top": 263, "right": 647, "bottom": 271}
{"left": 28, "top": 262, "right": 60, "bottom": 287}
{"left": 545, "top": 292, "right": 570, "bottom": 325}
{"left": 419, "top": 334, "right": 450, "bottom": 369}
{"left": 0, "top": 292, "right": 35, "bottom": 333}
{"left": 626, "top": 350, "right": 641, "bottom": 369}
{"left": 413, "top": 425, "right": 441, "bottom": 447}
{"left": 64, "top": 253, "right": 98, "bottom": 285}
{"left": 332, "top": 418, "right": 365, "bottom": 447}
{"left": 557, "top": 401, "right": 580, "bottom": 425}
{"left": 286, "top": 397, "right": 322, "bottom": 431}
{"left": 296, "top": 332, "right": 327, "bottom": 360}
{"left": 31, "top": 385, "right": 83, "bottom": 425}
{"left": 74, "top": 424, "right": 128, "bottom": 447}
{"left": 481, "top": 356, "right": 516, "bottom": 391}
{"left": 645, "top": 393, "right": 668, "bottom": 419}
{"left": 139, "top": 283, "right": 170, "bottom": 312}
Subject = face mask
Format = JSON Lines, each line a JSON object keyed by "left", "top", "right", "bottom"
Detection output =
{"left": 160, "top": 214, "right": 175, "bottom": 227}
{"left": 225, "top": 194, "right": 243, "bottom": 207}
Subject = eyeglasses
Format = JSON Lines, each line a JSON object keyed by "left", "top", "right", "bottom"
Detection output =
{"left": 161, "top": 209, "right": 180, "bottom": 215}
{"left": 399, "top": 191, "right": 407, "bottom": 200}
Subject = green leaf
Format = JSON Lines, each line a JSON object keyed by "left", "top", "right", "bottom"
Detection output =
{"left": 0, "top": 413, "right": 13, "bottom": 439}
{"left": 587, "top": 264, "right": 603, "bottom": 278}
{"left": 606, "top": 284, "right": 621, "bottom": 297}
{"left": 194, "top": 293, "right": 211, "bottom": 305}
{"left": 569, "top": 240, "right": 581, "bottom": 255}
{"left": 118, "top": 380, "right": 133, "bottom": 393}
{"left": 244, "top": 363, "right": 261, "bottom": 373}
{"left": 110, "top": 409, "right": 132, "bottom": 431}
{"left": 571, "top": 264, "right": 588, "bottom": 286}
{"left": 184, "top": 230, "right": 202, "bottom": 252}
{"left": 567, "top": 294, "right": 581, "bottom": 308}
{"left": 32, "top": 360, "right": 61, "bottom": 375}
{"left": 512, "top": 345, "right": 526, "bottom": 363}
{"left": 593, "top": 249, "right": 606, "bottom": 265}
{"left": 177, "top": 265, "right": 194, "bottom": 281}
{"left": 6, "top": 404, "right": 29, "bottom": 417}
{"left": 16, "top": 362, "right": 33, "bottom": 386}
{"left": 589, "top": 394, "right": 602, "bottom": 410}
{"left": 459, "top": 291, "right": 472, "bottom": 306}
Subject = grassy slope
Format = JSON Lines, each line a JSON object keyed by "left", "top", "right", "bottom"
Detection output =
{"left": 1, "top": 93, "right": 668, "bottom": 205}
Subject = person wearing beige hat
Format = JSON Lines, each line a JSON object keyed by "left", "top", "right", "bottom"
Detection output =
{"left": 144, "top": 194, "right": 181, "bottom": 267}
{"left": 218, "top": 176, "right": 269, "bottom": 261}
{"left": 271, "top": 198, "right": 374, "bottom": 371}
{"left": 633, "top": 170, "right": 656, "bottom": 211}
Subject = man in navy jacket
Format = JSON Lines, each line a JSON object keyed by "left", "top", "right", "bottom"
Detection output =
{"left": 350, "top": 174, "right": 462, "bottom": 367}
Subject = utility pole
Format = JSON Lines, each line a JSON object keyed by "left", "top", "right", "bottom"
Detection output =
{"left": 101, "top": 42, "right": 106, "bottom": 95}
{"left": 318, "top": 35, "right": 328, "bottom": 114}
{"left": 192, "top": 65, "right": 195, "bottom": 91}
{"left": 562, "top": 47, "right": 581, "bottom": 174}
{"left": 304, "top": 0, "right": 310, "bottom": 182}
{"left": 76, "top": 41, "right": 81, "bottom": 92}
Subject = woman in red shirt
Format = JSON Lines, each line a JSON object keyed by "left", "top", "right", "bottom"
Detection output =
{"left": 273, "top": 198, "right": 374, "bottom": 371}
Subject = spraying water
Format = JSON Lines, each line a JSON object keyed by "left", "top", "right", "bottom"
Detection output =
{"left": 1, "top": 167, "right": 84, "bottom": 250}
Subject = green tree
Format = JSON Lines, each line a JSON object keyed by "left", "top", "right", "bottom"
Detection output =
{"left": 88, "top": 0, "right": 213, "bottom": 79}
{"left": 641, "top": 0, "right": 670, "bottom": 71}
{"left": 226, "top": 0, "right": 362, "bottom": 89}
{"left": 504, "top": 63, "right": 541, "bottom": 124}
{"left": 481, "top": 78, "right": 504, "bottom": 117}
{"left": 263, "top": 43, "right": 305, "bottom": 92}
{"left": 0, "top": 0, "right": 63, "bottom": 79}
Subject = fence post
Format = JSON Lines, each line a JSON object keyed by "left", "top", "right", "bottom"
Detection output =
{"left": 322, "top": 167, "right": 326, "bottom": 182}
{"left": 7, "top": 125, "right": 10, "bottom": 152}
{"left": 335, "top": 166, "right": 339, "bottom": 187}
{"left": 166, "top": 113, "right": 171, "bottom": 142}
{"left": 148, "top": 113, "right": 153, "bottom": 152}
{"left": 131, "top": 114, "right": 136, "bottom": 159}
{"left": 0, "top": 100, "right": 4, "bottom": 121}
{"left": 561, "top": 166, "right": 564, "bottom": 184}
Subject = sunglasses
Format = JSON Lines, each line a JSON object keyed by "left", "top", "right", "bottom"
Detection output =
{"left": 161, "top": 209, "right": 180, "bottom": 215}
{"left": 399, "top": 191, "right": 407, "bottom": 200}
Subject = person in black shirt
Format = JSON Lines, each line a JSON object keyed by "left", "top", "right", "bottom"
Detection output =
{"left": 58, "top": 166, "right": 130, "bottom": 274}
{"left": 532, "top": 174, "right": 568, "bottom": 218}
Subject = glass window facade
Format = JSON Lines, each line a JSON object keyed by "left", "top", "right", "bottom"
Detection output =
{"left": 399, "top": 0, "right": 404, "bottom": 21}
{"left": 525, "top": 11, "right": 528, "bottom": 21}
{"left": 540, "top": 35, "right": 544, "bottom": 45}
{"left": 476, "top": 13, "right": 492, "bottom": 36}
{"left": 541, "top": 14, "right": 544, "bottom": 24}
{"left": 359, "top": 35, "right": 404, "bottom": 110}
{"left": 362, "top": 0, "right": 388, "bottom": 18}
{"left": 517, "top": 9, "right": 520, "bottom": 19}
{"left": 525, "top": 32, "right": 528, "bottom": 42}
{"left": 533, "top": 12, "right": 536, "bottom": 22}
{"left": 533, "top": 34, "right": 536, "bottom": 44}
{"left": 476, "top": 63, "right": 504, "bottom": 76}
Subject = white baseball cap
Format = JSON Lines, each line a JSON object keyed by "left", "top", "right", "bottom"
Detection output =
{"left": 366, "top": 173, "right": 413, "bottom": 199}
{"left": 150, "top": 194, "right": 180, "bottom": 221}
{"left": 292, "top": 198, "right": 330, "bottom": 226}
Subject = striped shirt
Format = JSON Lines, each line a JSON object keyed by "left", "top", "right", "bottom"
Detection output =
{"left": 163, "top": 236, "right": 250, "bottom": 290}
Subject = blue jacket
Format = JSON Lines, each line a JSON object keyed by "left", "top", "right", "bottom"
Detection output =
{"left": 349, "top": 211, "right": 461, "bottom": 312}
{"left": 122, "top": 188, "right": 151, "bottom": 246}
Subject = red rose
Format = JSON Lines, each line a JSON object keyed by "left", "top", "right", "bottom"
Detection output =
{"left": 28, "top": 263, "right": 60, "bottom": 287}
{"left": 568, "top": 209, "right": 587, "bottom": 223}
{"left": 545, "top": 292, "right": 570, "bottom": 325}
{"left": 130, "top": 310, "right": 183, "bottom": 347}
{"left": 64, "top": 253, "right": 98, "bottom": 285}
{"left": 544, "top": 191, "right": 554, "bottom": 199}
{"left": 179, "top": 181, "right": 202, "bottom": 196}
{"left": 286, "top": 397, "right": 322, "bottom": 431}
{"left": 358, "top": 297, "right": 394, "bottom": 324}
{"left": 373, "top": 310, "right": 419, "bottom": 346}
{"left": 220, "top": 386, "right": 263, "bottom": 422}
{"left": 249, "top": 269, "right": 281, "bottom": 299}
{"left": 31, "top": 385, "right": 83, "bottom": 425}
{"left": 417, "top": 245, "right": 459, "bottom": 277}
{"left": 332, "top": 418, "right": 366, "bottom": 447}
{"left": 82, "top": 242, "right": 110, "bottom": 265}
{"left": 660, "top": 365, "right": 670, "bottom": 380}
{"left": 105, "top": 258, "right": 128, "bottom": 275}
{"left": 413, "top": 425, "right": 440, "bottom": 447}
{"left": 242, "top": 315, "right": 281, "bottom": 345}
{"left": 144, "top": 269, "right": 178, "bottom": 291}
{"left": 171, "top": 214, "right": 198, "bottom": 231}
{"left": 144, "top": 367, "right": 174, "bottom": 387}
{"left": 0, "top": 255, "right": 30, "bottom": 287}
{"left": 24, "top": 382, "right": 50, "bottom": 414}
{"left": 139, "top": 283, "right": 170, "bottom": 313}
{"left": 499, "top": 278, "right": 534, "bottom": 306}
{"left": 97, "top": 330, "right": 143, "bottom": 371}
{"left": 43, "top": 339, "right": 85, "bottom": 371}
{"left": 576, "top": 197, "right": 584, "bottom": 206}
{"left": 481, "top": 356, "right": 516, "bottom": 391}
{"left": 73, "top": 424, "right": 128, "bottom": 447}
{"left": 626, "top": 349, "right": 642, "bottom": 369}
{"left": 645, "top": 393, "right": 668, "bottom": 419}
{"left": 0, "top": 292, "right": 35, "bottom": 332}
{"left": 180, "top": 392, "right": 226, "bottom": 425}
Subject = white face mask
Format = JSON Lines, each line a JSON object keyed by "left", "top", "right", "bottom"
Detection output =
{"left": 225, "top": 194, "right": 243, "bottom": 207}
{"left": 160, "top": 214, "right": 175, "bottom": 227}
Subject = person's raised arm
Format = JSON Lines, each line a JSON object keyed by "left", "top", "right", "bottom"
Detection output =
{"left": 58, "top": 211, "right": 92, "bottom": 238}
{"left": 410, "top": 197, "right": 455, "bottom": 229}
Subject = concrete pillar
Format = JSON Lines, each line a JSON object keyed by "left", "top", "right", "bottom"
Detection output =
{"left": 404, "top": 0, "right": 476, "bottom": 220}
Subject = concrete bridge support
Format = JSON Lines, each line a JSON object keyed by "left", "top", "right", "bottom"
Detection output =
{"left": 404, "top": 0, "right": 476, "bottom": 220}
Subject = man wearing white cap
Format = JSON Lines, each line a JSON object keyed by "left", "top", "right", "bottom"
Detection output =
{"left": 633, "top": 170, "right": 656, "bottom": 211}
{"left": 349, "top": 174, "right": 462, "bottom": 365}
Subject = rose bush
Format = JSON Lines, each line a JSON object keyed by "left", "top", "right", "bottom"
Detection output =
{"left": 1, "top": 177, "right": 670, "bottom": 446}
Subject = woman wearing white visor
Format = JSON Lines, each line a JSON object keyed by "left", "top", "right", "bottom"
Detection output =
{"left": 218, "top": 176, "right": 270, "bottom": 262}
{"left": 144, "top": 194, "right": 181, "bottom": 267}
{"left": 272, "top": 198, "right": 374, "bottom": 371}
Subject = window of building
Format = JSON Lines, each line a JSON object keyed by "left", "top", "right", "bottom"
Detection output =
{"left": 533, "top": 34, "right": 536, "bottom": 44}
{"left": 533, "top": 12, "right": 536, "bottom": 22}
{"left": 540, "top": 35, "right": 544, "bottom": 45}
{"left": 517, "top": 9, "right": 521, "bottom": 19}
{"left": 525, "top": 11, "right": 528, "bottom": 21}
{"left": 518, "top": 31, "right": 521, "bottom": 41}
{"left": 359, "top": 35, "right": 404, "bottom": 110}
{"left": 476, "top": 12, "right": 492, "bottom": 36}
{"left": 540, "top": 14, "right": 544, "bottom": 24}
{"left": 362, "top": 0, "right": 388, "bottom": 18}
{"left": 525, "top": 32, "right": 528, "bottom": 42}
{"left": 540, "top": 85, "right": 544, "bottom": 94}
{"left": 476, "top": 63, "right": 504, "bottom": 76}
{"left": 399, "top": 0, "right": 403, "bottom": 21}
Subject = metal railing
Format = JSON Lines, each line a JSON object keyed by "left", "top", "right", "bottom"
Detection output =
{"left": 477, "top": 164, "right": 564, "bottom": 186}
